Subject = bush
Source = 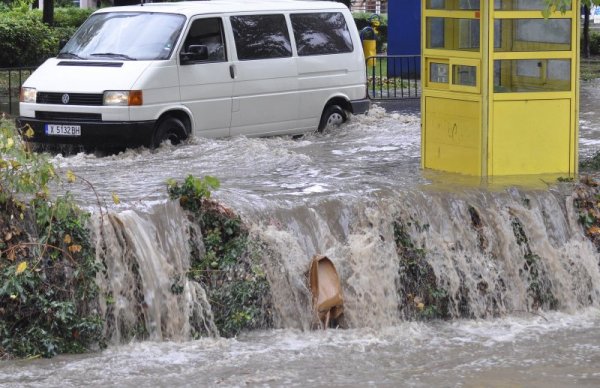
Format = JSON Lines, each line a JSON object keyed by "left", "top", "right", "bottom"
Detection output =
{"left": 590, "top": 31, "right": 600, "bottom": 56}
{"left": 0, "top": 14, "right": 58, "bottom": 67}
{"left": 29, "top": 7, "right": 94, "bottom": 28}
{"left": 0, "top": 118, "right": 105, "bottom": 359}
{"left": 0, "top": 7, "right": 93, "bottom": 67}
{"left": 168, "top": 175, "right": 273, "bottom": 338}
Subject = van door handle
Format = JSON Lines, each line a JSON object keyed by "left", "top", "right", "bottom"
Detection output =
{"left": 229, "top": 64, "right": 235, "bottom": 79}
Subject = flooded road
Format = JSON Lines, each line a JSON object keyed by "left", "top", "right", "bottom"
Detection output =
{"left": 1, "top": 310, "right": 599, "bottom": 387}
{"left": 51, "top": 104, "right": 423, "bottom": 211}
{"left": 580, "top": 78, "right": 600, "bottom": 156}
{"left": 2, "top": 83, "right": 600, "bottom": 386}
{"left": 49, "top": 79, "right": 600, "bottom": 214}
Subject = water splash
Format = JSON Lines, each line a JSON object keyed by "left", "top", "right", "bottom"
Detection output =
{"left": 88, "top": 183, "right": 600, "bottom": 339}
{"left": 246, "top": 187, "right": 600, "bottom": 328}
{"left": 92, "top": 201, "right": 217, "bottom": 343}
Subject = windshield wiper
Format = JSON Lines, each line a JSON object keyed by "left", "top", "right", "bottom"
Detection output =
{"left": 57, "top": 52, "right": 84, "bottom": 59}
{"left": 90, "top": 52, "right": 136, "bottom": 60}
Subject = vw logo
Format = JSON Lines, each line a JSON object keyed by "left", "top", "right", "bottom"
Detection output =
{"left": 61, "top": 94, "right": 70, "bottom": 104}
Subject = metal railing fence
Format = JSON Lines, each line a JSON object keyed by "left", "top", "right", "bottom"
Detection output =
{"left": 366, "top": 55, "right": 421, "bottom": 100}
{"left": 0, "top": 67, "right": 36, "bottom": 116}
{"left": 351, "top": 0, "right": 388, "bottom": 14}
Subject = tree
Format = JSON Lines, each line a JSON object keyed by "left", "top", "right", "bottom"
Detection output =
{"left": 581, "top": 0, "right": 600, "bottom": 58}
{"left": 545, "top": 0, "right": 600, "bottom": 58}
{"left": 583, "top": 3, "right": 592, "bottom": 58}
{"left": 42, "top": 0, "right": 54, "bottom": 26}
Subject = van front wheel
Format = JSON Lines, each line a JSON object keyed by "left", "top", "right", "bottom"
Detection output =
{"left": 152, "top": 117, "right": 187, "bottom": 148}
{"left": 318, "top": 105, "right": 347, "bottom": 132}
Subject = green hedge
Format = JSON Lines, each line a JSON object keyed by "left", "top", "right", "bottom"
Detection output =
{"left": 0, "top": 8, "right": 92, "bottom": 67}
{"left": 590, "top": 31, "right": 600, "bottom": 56}
{"left": 31, "top": 7, "right": 94, "bottom": 28}
{"left": 0, "top": 14, "right": 57, "bottom": 67}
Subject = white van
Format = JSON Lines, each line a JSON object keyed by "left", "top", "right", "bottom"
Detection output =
{"left": 17, "top": 0, "right": 369, "bottom": 148}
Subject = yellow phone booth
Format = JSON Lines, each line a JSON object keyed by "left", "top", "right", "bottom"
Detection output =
{"left": 422, "top": 0, "right": 579, "bottom": 176}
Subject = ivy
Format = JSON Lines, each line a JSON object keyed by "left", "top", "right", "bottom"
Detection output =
{"left": 168, "top": 175, "right": 272, "bottom": 337}
{"left": 393, "top": 219, "right": 450, "bottom": 320}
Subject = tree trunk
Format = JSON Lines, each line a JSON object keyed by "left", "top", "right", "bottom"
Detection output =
{"left": 42, "top": 0, "right": 54, "bottom": 26}
{"left": 584, "top": 5, "right": 591, "bottom": 59}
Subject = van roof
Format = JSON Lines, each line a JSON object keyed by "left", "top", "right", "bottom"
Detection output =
{"left": 95, "top": 1, "right": 348, "bottom": 17}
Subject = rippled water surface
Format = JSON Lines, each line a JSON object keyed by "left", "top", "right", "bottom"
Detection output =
{"left": 1, "top": 310, "right": 599, "bottom": 387}
{"left": 51, "top": 105, "right": 423, "bottom": 212}
{"left": 48, "top": 80, "right": 600, "bottom": 214}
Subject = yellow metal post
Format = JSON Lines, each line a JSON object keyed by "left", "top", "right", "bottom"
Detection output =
{"left": 421, "top": 0, "right": 579, "bottom": 177}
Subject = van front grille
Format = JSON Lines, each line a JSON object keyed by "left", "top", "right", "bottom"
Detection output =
{"left": 36, "top": 111, "right": 102, "bottom": 122}
{"left": 36, "top": 92, "right": 104, "bottom": 106}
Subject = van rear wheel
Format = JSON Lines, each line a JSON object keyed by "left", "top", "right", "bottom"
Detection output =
{"left": 318, "top": 104, "right": 347, "bottom": 132}
{"left": 152, "top": 117, "right": 187, "bottom": 148}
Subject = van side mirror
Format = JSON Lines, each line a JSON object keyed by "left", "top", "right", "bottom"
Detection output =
{"left": 180, "top": 45, "right": 209, "bottom": 64}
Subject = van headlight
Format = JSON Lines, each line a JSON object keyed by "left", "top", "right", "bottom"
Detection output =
{"left": 103, "top": 90, "right": 143, "bottom": 106}
{"left": 20, "top": 87, "right": 37, "bottom": 103}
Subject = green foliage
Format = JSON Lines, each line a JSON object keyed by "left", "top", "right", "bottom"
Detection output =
{"left": 0, "top": 7, "right": 93, "bottom": 67}
{"left": 0, "top": 13, "right": 57, "bottom": 67}
{"left": 573, "top": 176, "right": 600, "bottom": 242}
{"left": 542, "top": 0, "right": 573, "bottom": 16}
{"left": 544, "top": 0, "right": 600, "bottom": 15}
{"left": 167, "top": 175, "right": 272, "bottom": 337}
{"left": 0, "top": 121, "right": 54, "bottom": 205}
{"left": 393, "top": 219, "right": 450, "bottom": 320}
{"left": 36, "top": 7, "right": 94, "bottom": 28}
{"left": 580, "top": 151, "right": 600, "bottom": 171}
{"left": 208, "top": 249, "right": 271, "bottom": 337}
{"left": 167, "top": 175, "right": 220, "bottom": 214}
{"left": 511, "top": 217, "right": 558, "bottom": 310}
{"left": 0, "top": 119, "right": 104, "bottom": 359}
{"left": 9, "top": 0, "right": 33, "bottom": 14}
{"left": 589, "top": 32, "right": 600, "bottom": 56}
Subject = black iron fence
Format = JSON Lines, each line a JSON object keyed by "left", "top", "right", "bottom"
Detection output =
{"left": 0, "top": 67, "right": 36, "bottom": 116}
{"left": 366, "top": 55, "right": 421, "bottom": 100}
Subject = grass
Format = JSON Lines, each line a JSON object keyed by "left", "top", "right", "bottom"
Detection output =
{"left": 581, "top": 55, "right": 600, "bottom": 81}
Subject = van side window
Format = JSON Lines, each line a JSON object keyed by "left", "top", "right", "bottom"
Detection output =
{"left": 290, "top": 12, "right": 353, "bottom": 56}
{"left": 183, "top": 17, "right": 226, "bottom": 62}
{"left": 230, "top": 14, "right": 292, "bottom": 60}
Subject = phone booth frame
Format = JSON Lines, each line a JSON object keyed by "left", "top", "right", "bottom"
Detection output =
{"left": 421, "top": 0, "right": 580, "bottom": 176}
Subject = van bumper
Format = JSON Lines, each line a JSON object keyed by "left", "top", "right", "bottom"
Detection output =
{"left": 350, "top": 98, "right": 371, "bottom": 115}
{"left": 15, "top": 117, "right": 156, "bottom": 148}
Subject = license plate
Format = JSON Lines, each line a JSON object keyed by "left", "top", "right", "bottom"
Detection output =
{"left": 45, "top": 124, "right": 81, "bottom": 137}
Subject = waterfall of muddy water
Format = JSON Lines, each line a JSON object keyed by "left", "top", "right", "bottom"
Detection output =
{"left": 82, "top": 186, "right": 600, "bottom": 342}
{"left": 250, "top": 187, "right": 600, "bottom": 331}
{"left": 3, "top": 84, "right": 600, "bottom": 385}
{"left": 92, "top": 201, "right": 217, "bottom": 342}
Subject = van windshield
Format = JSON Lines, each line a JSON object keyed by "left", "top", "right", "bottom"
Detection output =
{"left": 59, "top": 12, "right": 186, "bottom": 61}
